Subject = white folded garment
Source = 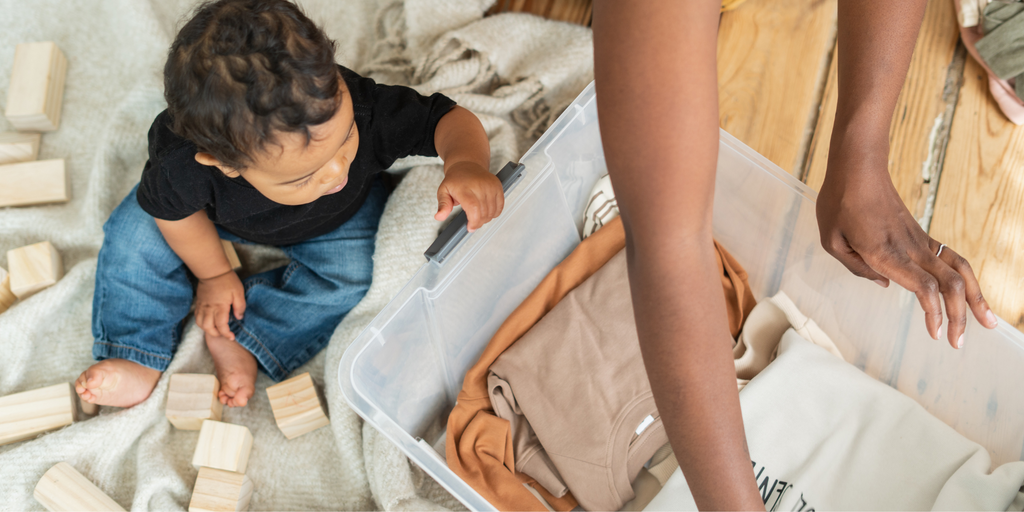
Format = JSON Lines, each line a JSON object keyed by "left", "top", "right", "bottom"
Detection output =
{"left": 645, "top": 330, "right": 1024, "bottom": 511}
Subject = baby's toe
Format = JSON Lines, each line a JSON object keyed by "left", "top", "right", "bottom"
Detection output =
{"left": 233, "top": 391, "right": 251, "bottom": 408}
{"left": 84, "top": 368, "right": 107, "bottom": 389}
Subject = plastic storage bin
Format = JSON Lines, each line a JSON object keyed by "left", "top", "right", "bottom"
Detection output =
{"left": 339, "top": 82, "right": 1024, "bottom": 511}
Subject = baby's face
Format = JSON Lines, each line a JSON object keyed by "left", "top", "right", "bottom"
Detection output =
{"left": 196, "top": 83, "right": 358, "bottom": 206}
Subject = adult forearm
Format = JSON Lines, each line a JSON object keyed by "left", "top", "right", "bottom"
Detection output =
{"left": 593, "top": 1, "right": 763, "bottom": 509}
{"left": 155, "top": 210, "right": 232, "bottom": 280}
{"left": 631, "top": 237, "right": 762, "bottom": 510}
{"left": 831, "top": 0, "right": 928, "bottom": 170}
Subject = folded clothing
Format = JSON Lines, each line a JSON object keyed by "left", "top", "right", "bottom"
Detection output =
{"left": 645, "top": 330, "right": 1024, "bottom": 511}
{"left": 581, "top": 174, "right": 619, "bottom": 239}
{"left": 488, "top": 249, "right": 666, "bottom": 511}
{"left": 955, "top": 0, "right": 1024, "bottom": 124}
{"left": 445, "top": 216, "right": 756, "bottom": 511}
{"left": 486, "top": 251, "right": 843, "bottom": 511}
{"left": 976, "top": 2, "right": 1024, "bottom": 81}
{"left": 733, "top": 291, "right": 843, "bottom": 390}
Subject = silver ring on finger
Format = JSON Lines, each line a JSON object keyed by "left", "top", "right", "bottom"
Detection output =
{"left": 936, "top": 243, "right": 946, "bottom": 258}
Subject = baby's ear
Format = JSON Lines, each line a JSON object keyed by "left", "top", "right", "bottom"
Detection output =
{"left": 195, "top": 152, "right": 240, "bottom": 178}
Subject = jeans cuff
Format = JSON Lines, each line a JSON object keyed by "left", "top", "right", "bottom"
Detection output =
{"left": 231, "top": 322, "right": 290, "bottom": 382}
{"left": 93, "top": 340, "right": 173, "bottom": 372}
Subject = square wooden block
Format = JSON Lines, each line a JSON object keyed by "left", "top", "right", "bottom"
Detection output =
{"left": 0, "top": 132, "right": 41, "bottom": 165}
{"left": 192, "top": 420, "right": 253, "bottom": 473}
{"left": 0, "top": 267, "right": 17, "bottom": 313}
{"left": 5, "top": 42, "right": 68, "bottom": 132}
{"left": 167, "top": 374, "right": 223, "bottom": 430}
{"left": 188, "top": 467, "right": 253, "bottom": 512}
{"left": 7, "top": 240, "right": 63, "bottom": 299}
{"left": 34, "top": 462, "right": 125, "bottom": 512}
{"left": 1, "top": 383, "right": 76, "bottom": 446}
{"left": 0, "top": 159, "right": 70, "bottom": 208}
{"left": 266, "top": 372, "right": 329, "bottom": 440}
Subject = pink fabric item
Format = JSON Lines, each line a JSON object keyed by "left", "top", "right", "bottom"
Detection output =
{"left": 954, "top": 0, "right": 1024, "bottom": 125}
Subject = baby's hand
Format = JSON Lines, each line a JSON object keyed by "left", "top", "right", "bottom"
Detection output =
{"left": 435, "top": 161, "right": 504, "bottom": 232}
{"left": 195, "top": 270, "right": 246, "bottom": 340}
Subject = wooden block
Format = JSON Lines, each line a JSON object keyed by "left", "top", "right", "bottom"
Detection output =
{"left": 0, "top": 383, "right": 76, "bottom": 446}
{"left": 0, "top": 131, "right": 41, "bottom": 164}
{"left": 5, "top": 42, "right": 68, "bottom": 132}
{"left": 266, "top": 372, "right": 330, "bottom": 440}
{"left": 0, "top": 267, "right": 17, "bottom": 313}
{"left": 77, "top": 395, "right": 99, "bottom": 417}
{"left": 188, "top": 467, "right": 253, "bottom": 512}
{"left": 192, "top": 420, "right": 253, "bottom": 473}
{"left": 7, "top": 241, "right": 63, "bottom": 299}
{"left": 221, "top": 240, "right": 242, "bottom": 273}
{"left": 167, "top": 374, "right": 223, "bottom": 430}
{"left": 0, "top": 159, "right": 70, "bottom": 207}
{"left": 34, "top": 462, "right": 125, "bottom": 512}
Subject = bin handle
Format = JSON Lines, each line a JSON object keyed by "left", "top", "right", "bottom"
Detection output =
{"left": 424, "top": 161, "right": 525, "bottom": 265}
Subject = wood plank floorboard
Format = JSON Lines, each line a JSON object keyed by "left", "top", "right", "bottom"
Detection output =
{"left": 930, "top": 56, "right": 1024, "bottom": 331}
{"left": 717, "top": 0, "right": 837, "bottom": 175}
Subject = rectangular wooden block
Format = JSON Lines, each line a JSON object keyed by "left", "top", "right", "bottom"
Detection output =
{"left": 192, "top": 420, "right": 253, "bottom": 473}
{"left": 7, "top": 240, "right": 64, "bottom": 299}
{"left": 0, "top": 132, "right": 41, "bottom": 165}
{"left": 0, "top": 267, "right": 17, "bottom": 313}
{"left": 34, "top": 462, "right": 125, "bottom": 512}
{"left": 78, "top": 394, "right": 99, "bottom": 417}
{"left": 189, "top": 467, "right": 253, "bottom": 512}
{"left": 6, "top": 42, "right": 68, "bottom": 132}
{"left": 0, "top": 383, "right": 76, "bottom": 446}
{"left": 266, "top": 372, "right": 329, "bottom": 440}
{"left": 221, "top": 240, "right": 242, "bottom": 273}
{"left": 0, "top": 159, "right": 70, "bottom": 207}
{"left": 167, "top": 374, "right": 223, "bottom": 430}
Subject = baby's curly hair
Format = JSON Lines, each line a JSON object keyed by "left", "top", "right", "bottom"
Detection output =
{"left": 164, "top": 0, "right": 340, "bottom": 170}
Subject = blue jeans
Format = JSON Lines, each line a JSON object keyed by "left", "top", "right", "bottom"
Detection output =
{"left": 92, "top": 178, "right": 388, "bottom": 381}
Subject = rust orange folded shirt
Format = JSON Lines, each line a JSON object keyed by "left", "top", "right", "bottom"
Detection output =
{"left": 444, "top": 216, "right": 755, "bottom": 511}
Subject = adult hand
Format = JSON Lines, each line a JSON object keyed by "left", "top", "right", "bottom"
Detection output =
{"left": 435, "top": 160, "right": 504, "bottom": 232}
{"left": 195, "top": 270, "right": 246, "bottom": 341}
{"left": 816, "top": 156, "right": 998, "bottom": 349}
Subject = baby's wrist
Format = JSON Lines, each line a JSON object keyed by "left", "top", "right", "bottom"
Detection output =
{"left": 196, "top": 268, "right": 234, "bottom": 282}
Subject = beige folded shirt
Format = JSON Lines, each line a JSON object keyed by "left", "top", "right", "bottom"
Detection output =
{"left": 488, "top": 249, "right": 666, "bottom": 511}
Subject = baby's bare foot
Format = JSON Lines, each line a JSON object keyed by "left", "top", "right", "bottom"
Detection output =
{"left": 75, "top": 359, "right": 162, "bottom": 408}
{"left": 206, "top": 333, "right": 257, "bottom": 407}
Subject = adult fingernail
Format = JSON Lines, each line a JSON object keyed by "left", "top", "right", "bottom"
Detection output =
{"left": 872, "top": 279, "right": 888, "bottom": 288}
{"left": 957, "top": 334, "right": 964, "bottom": 349}
{"left": 985, "top": 310, "right": 997, "bottom": 327}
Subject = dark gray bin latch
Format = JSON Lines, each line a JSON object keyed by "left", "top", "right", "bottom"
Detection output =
{"left": 423, "top": 161, "right": 526, "bottom": 265}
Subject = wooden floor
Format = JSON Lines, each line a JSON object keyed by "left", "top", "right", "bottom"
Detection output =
{"left": 494, "top": 0, "right": 1023, "bottom": 332}
{"left": 718, "top": 0, "right": 1024, "bottom": 333}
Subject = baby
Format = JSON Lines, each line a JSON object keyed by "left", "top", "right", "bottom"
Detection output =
{"left": 75, "top": 0, "right": 502, "bottom": 408}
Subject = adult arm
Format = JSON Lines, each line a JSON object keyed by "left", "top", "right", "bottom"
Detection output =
{"left": 593, "top": 1, "right": 763, "bottom": 510}
{"left": 819, "top": 0, "right": 998, "bottom": 348}
{"left": 155, "top": 211, "right": 245, "bottom": 340}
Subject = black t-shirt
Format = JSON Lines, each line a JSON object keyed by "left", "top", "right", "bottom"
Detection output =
{"left": 137, "top": 66, "right": 456, "bottom": 246}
